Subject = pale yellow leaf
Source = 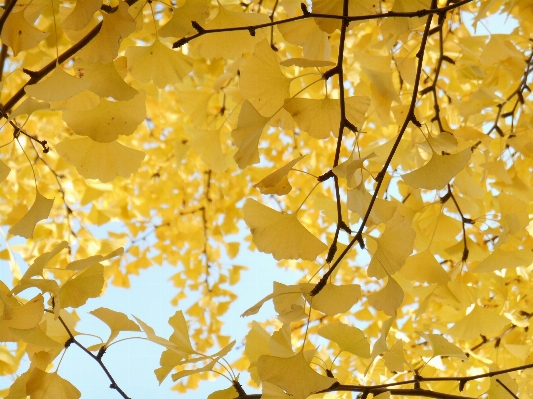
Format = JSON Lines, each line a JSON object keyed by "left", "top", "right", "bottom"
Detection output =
{"left": 278, "top": 19, "right": 331, "bottom": 61}
{"left": 62, "top": 91, "right": 146, "bottom": 142}
{"left": 21, "top": 241, "right": 69, "bottom": 279}
{"left": 380, "top": 0, "right": 431, "bottom": 35}
{"left": 25, "top": 66, "right": 91, "bottom": 102}
{"left": 300, "top": 283, "right": 361, "bottom": 316}
{"left": 56, "top": 137, "right": 145, "bottom": 182}
{"left": 448, "top": 305, "right": 509, "bottom": 340}
{"left": 207, "top": 386, "right": 239, "bottom": 399}
{"left": 126, "top": 40, "right": 193, "bottom": 88}
{"left": 347, "top": 184, "right": 397, "bottom": 226}
{"left": 402, "top": 148, "right": 472, "bottom": 190}
{"left": 487, "top": 371, "right": 518, "bottom": 399}
{"left": 192, "top": 3, "right": 270, "bottom": 59}
{"left": 257, "top": 351, "right": 336, "bottom": 399}
{"left": 232, "top": 101, "right": 270, "bottom": 168}
{"left": 0, "top": 160, "right": 11, "bottom": 183}
{"left": 400, "top": 249, "right": 450, "bottom": 285}
{"left": 8, "top": 98, "right": 50, "bottom": 122}
{"left": 172, "top": 358, "right": 217, "bottom": 382}
{"left": 65, "top": 247, "right": 124, "bottom": 271}
{"left": 317, "top": 322, "right": 370, "bottom": 357}
{"left": 189, "top": 128, "right": 227, "bottom": 173}
{"left": 241, "top": 283, "right": 301, "bottom": 317}
{"left": 0, "top": 295, "right": 44, "bottom": 342}
{"left": 8, "top": 327, "right": 64, "bottom": 349}
{"left": 279, "top": 59, "right": 335, "bottom": 68}
{"left": 159, "top": 0, "right": 209, "bottom": 38}
{"left": 9, "top": 190, "right": 54, "bottom": 239}
{"left": 262, "top": 381, "right": 292, "bottom": 399}
{"left": 382, "top": 340, "right": 405, "bottom": 372}
{"left": 168, "top": 310, "right": 197, "bottom": 355}
{"left": 367, "top": 277, "right": 404, "bottom": 316}
{"left": 245, "top": 321, "right": 272, "bottom": 384}
{"left": 26, "top": 369, "right": 81, "bottom": 399}
{"left": 61, "top": 0, "right": 102, "bottom": 31}
{"left": 1, "top": 11, "right": 50, "bottom": 56}
{"left": 473, "top": 249, "right": 533, "bottom": 273}
{"left": 368, "top": 212, "right": 415, "bottom": 279}
{"left": 240, "top": 40, "right": 291, "bottom": 117}
{"left": 417, "top": 332, "right": 467, "bottom": 360}
{"left": 312, "top": 0, "right": 380, "bottom": 33}
{"left": 243, "top": 199, "right": 327, "bottom": 261}
{"left": 58, "top": 264, "right": 104, "bottom": 308}
{"left": 89, "top": 307, "right": 140, "bottom": 343}
{"left": 254, "top": 155, "right": 305, "bottom": 195}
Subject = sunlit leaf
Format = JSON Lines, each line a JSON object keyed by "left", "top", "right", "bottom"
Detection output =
{"left": 367, "top": 277, "right": 404, "bottom": 317}
{"left": 317, "top": 322, "right": 370, "bottom": 357}
{"left": 254, "top": 155, "right": 305, "bottom": 195}
{"left": 89, "top": 307, "right": 141, "bottom": 343}
{"left": 232, "top": 101, "right": 270, "bottom": 168}
{"left": 9, "top": 190, "right": 54, "bottom": 239}
{"left": 58, "top": 264, "right": 104, "bottom": 308}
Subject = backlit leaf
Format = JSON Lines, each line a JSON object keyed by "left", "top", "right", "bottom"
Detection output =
{"left": 254, "top": 155, "right": 305, "bottom": 195}
{"left": 9, "top": 190, "right": 54, "bottom": 239}
{"left": 367, "top": 277, "right": 404, "bottom": 317}
{"left": 232, "top": 101, "right": 270, "bottom": 168}
{"left": 317, "top": 322, "right": 370, "bottom": 357}
{"left": 58, "top": 264, "right": 104, "bottom": 308}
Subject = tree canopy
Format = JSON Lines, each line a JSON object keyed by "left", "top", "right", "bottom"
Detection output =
{"left": 1, "top": 0, "right": 533, "bottom": 398}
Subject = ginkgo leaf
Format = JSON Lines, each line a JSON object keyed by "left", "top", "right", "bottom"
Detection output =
{"left": 77, "top": 2, "right": 136, "bottom": 63}
{"left": 25, "top": 66, "right": 91, "bottom": 102}
{"left": 232, "top": 101, "right": 270, "bottom": 168}
{"left": 65, "top": 247, "right": 124, "bottom": 271}
{"left": 155, "top": 350, "right": 186, "bottom": 384}
{"left": 448, "top": 305, "right": 509, "bottom": 340}
{"left": 370, "top": 317, "right": 395, "bottom": 363}
{"left": 89, "top": 307, "right": 141, "bottom": 343}
{"left": 62, "top": 91, "right": 146, "bottom": 142}
{"left": 245, "top": 322, "right": 272, "bottom": 383}
{"left": 317, "top": 322, "right": 370, "bottom": 357}
{"left": 9, "top": 190, "right": 54, "bottom": 239}
{"left": 188, "top": 128, "right": 227, "bottom": 173}
{"left": 8, "top": 327, "right": 64, "bottom": 349}
{"left": 382, "top": 340, "right": 406, "bottom": 372}
{"left": 380, "top": 0, "right": 431, "bottom": 35}
{"left": 8, "top": 98, "right": 50, "bottom": 122}
{"left": 367, "top": 212, "right": 415, "bottom": 279}
{"left": 402, "top": 148, "right": 472, "bottom": 190}
{"left": 26, "top": 369, "right": 81, "bottom": 399}
{"left": 133, "top": 316, "right": 194, "bottom": 356}
{"left": 240, "top": 40, "right": 292, "bottom": 117}
{"left": 0, "top": 160, "right": 11, "bottom": 183}
{"left": 279, "top": 59, "right": 335, "bottom": 68}
{"left": 168, "top": 311, "right": 197, "bottom": 355}
{"left": 243, "top": 199, "right": 327, "bottom": 261}
{"left": 473, "top": 249, "right": 533, "bottom": 273}
{"left": 312, "top": 0, "right": 379, "bottom": 33}
{"left": 254, "top": 155, "right": 305, "bottom": 195}
{"left": 333, "top": 152, "right": 377, "bottom": 187}
{"left": 171, "top": 358, "right": 218, "bottom": 382}
{"left": 284, "top": 96, "right": 370, "bottom": 139}
{"left": 347, "top": 184, "right": 397, "bottom": 225}
{"left": 300, "top": 283, "right": 361, "bottom": 316}
{"left": 159, "top": 0, "right": 209, "bottom": 38}
{"left": 177, "top": 87, "right": 213, "bottom": 128}
{"left": 0, "top": 295, "right": 44, "bottom": 342}
{"left": 1, "top": 11, "right": 50, "bottom": 56}
{"left": 61, "top": 0, "right": 102, "bottom": 31}
{"left": 191, "top": 2, "right": 270, "bottom": 59}
{"left": 487, "top": 371, "right": 518, "bottom": 399}
{"left": 55, "top": 137, "right": 145, "bottom": 182}
{"left": 278, "top": 19, "right": 331, "bottom": 61}
{"left": 58, "top": 264, "right": 104, "bottom": 308}
{"left": 21, "top": 241, "right": 69, "bottom": 279}
{"left": 400, "top": 249, "right": 450, "bottom": 285}
{"left": 241, "top": 283, "right": 301, "bottom": 317}
{"left": 367, "top": 277, "right": 404, "bottom": 317}
{"left": 126, "top": 40, "right": 193, "bottom": 88}
{"left": 417, "top": 332, "right": 467, "bottom": 360}
{"left": 74, "top": 59, "right": 138, "bottom": 100}
{"left": 207, "top": 386, "right": 239, "bottom": 399}
{"left": 257, "top": 351, "right": 336, "bottom": 399}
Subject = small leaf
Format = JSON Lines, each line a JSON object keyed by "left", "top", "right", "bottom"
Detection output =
{"left": 1, "top": 11, "right": 50, "bottom": 56}
{"left": 9, "top": 190, "right": 54, "bottom": 239}
{"left": 254, "top": 155, "right": 306, "bottom": 195}
{"left": 367, "top": 277, "right": 404, "bottom": 316}
{"left": 257, "top": 351, "right": 336, "bottom": 399}
{"left": 243, "top": 199, "right": 327, "bottom": 261}
{"left": 402, "top": 148, "right": 471, "bottom": 190}
{"left": 417, "top": 332, "right": 467, "bottom": 360}
{"left": 61, "top": 0, "right": 102, "bottom": 31}
{"left": 58, "top": 264, "right": 104, "bottom": 308}
{"left": 448, "top": 305, "right": 509, "bottom": 340}
{"left": 26, "top": 369, "right": 81, "bottom": 399}
{"left": 232, "top": 101, "right": 270, "bottom": 169}
{"left": 317, "top": 322, "right": 370, "bottom": 357}
{"left": 90, "top": 307, "right": 141, "bottom": 344}
{"left": 25, "top": 66, "right": 90, "bottom": 102}
{"left": 65, "top": 247, "right": 124, "bottom": 271}
{"left": 300, "top": 283, "right": 361, "bottom": 316}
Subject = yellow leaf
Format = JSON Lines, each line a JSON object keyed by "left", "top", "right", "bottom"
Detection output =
{"left": 245, "top": 321, "right": 272, "bottom": 384}
{"left": 241, "top": 282, "right": 302, "bottom": 318}
{"left": 159, "top": 0, "right": 209, "bottom": 38}
{"left": 77, "top": 2, "right": 136, "bottom": 63}
{"left": 8, "top": 327, "right": 64, "bottom": 349}
{"left": 367, "top": 277, "right": 404, "bottom": 317}
{"left": 279, "top": 58, "right": 335, "bottom": 68}
{"left": 21, "top": 241, "right": 69, "bottom": 279}
{"left": 171, "top": 358, "right": 217, "bottom": 382}
{"left": 26, "top": 369, "right": 81, "bottom": 399}
{"left": 473, "top": 249, "right": 533, "bottom": 273}
{"left": 312, "top": 0, "right": 380, "bottom": 33}
{"left": 417, "top": 332, "right": 467, "bottom": 360}
{"left": 9, "top": 190, "right": 54, "bottom": 239}
{"left": 58, "top": 264, "right": 104, "bottom": 308}
{"left": 487, "top": 371, "right": 518, "bottom": 399}
{"left": 8, "top": 98, "right": 50, "bottom": 122}
{"left": 177, "top": 87, "right": 213, "bottom": 128}
{"left": 89, "top": 307, "right": 141, "bottom": 343}
{"left": 380, "top": 0, "right": 431, "bottom": 35}
{"left": 207, "top": 386, "right": 239, "bottom": 399}
{"left": 0, "top": 295, "right": 44, "bottom": 342}
{"left": 188, "top": 128, "right": 227, "bottom": 173}
{"left": 1, "top": 10, "right": 50, "bottom": 56}
{"left": 133, "top": 316, "right": 192, "bottom": 356}
{"left": 168, "top": 310, "right": 197, "bottom": 355}
{"left": 284, "top": 96, "right": 370, "bottom": 139}
{"left": 232, "top": 101, "right": 270, "bottom": 168}
{"left": 448, "top": 305, "right": 509, "bottom": 340}
{"left": 382, "top": 340, "right": 405, "bottom": 372}
{"left": 240, "top": 40, "right": 291, "bottom": 117}
{"left": 62, "top": 91, "right": 146, "bottom": 142}
{"left": 74, "top": 59, "right": 138, "bottom": 101}
{"left": 368, "top": 212, "right": 415, "bottom": 279}
{"left": 254, "top": 155, "right": 305, "bottom": 195}
{"left": 278, "top": 19, "right": 331, "bottom": 61}
{"left": 257, "top": 351, "right": 336, "bottom": 399}
{"left": 0, "top": 160, "right": 11, "bottom": 183}
{"left": 61, "top": 0, "right": 102, "bottom": 31}
{"left": 243, "top": 199, "right": 327, "bottom": 261}
{"left": 347, "top": 184, "right": 397, "bottom": 225}
{"left": 55, "top": 137, "right": 145, "bottom": 182}
{"left": 25, "top": 66, "right": 91, "bottom": 102}
{"left": 300, "top": 283, "right": 361, "bottom": 316}
{"left": 317, "top": 322, "right": 370, "bottom": 357}
{"left": 402, "top": 148, "right": 472, "bottom": 190}
{"left": 126, "top": 40, "right": 193, "bottom": 88}
{"left": 65, "top": 247, "right": 124, "bottom": 271}
{"left": 191, "top": 2, "right": 270, "bottom": 59}
{"left": 262, "top": 381, "right": 292, "bottom": 399}
{"left": 400, "top": 249, "right": 450, "bottom": 285}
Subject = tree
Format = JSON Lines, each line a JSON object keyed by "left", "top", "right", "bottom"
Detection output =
{"left": 0, "top": 0, "right": 532, "bottom": 397}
